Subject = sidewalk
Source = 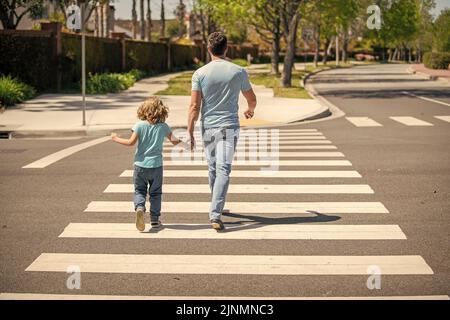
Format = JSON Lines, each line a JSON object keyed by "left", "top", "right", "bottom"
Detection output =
{"left": 408, "top": 64, "right": 450, "bottom": 83}
{"left": 0, "top": 70, "right": 328, "bottom": 137}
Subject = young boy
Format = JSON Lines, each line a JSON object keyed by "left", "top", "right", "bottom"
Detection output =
{"left": 111, "top": 96, "right": 185, "bottom": 231}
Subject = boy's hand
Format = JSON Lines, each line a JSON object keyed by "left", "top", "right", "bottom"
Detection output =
{"left": 111, "top": 132, "right": 117, "bottom": 141}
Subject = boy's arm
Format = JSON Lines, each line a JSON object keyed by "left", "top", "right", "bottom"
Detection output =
{"left": 111, "top": 132, "right": 138, "bottom": 146}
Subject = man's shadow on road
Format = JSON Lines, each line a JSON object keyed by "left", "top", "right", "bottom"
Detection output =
{"left": 147, "top": 210, "right": 340, "bottom": 233}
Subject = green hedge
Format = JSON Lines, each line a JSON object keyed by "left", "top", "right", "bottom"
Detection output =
{"left": 0, "top": 32, "right": 55, "bottom": 91}
{"left": 86, "top": 69, "right": 146, "bottom": 94}
{"left": 0, "top": 75, "right": 36, "bottom": 107}
{"left": 61, "top": 33, "right": 122, "bottom": 87}
{"left": 126, "top": 40, "right": 167, "bottom": 73}
{"left": 171, "top": 43, "right": 198, "bottom": 70}
{"left": 423, "top": 52, "right": 450, "bottom": 70}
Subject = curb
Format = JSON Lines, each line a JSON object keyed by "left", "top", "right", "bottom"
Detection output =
{"left": 406, "top": 66, "right": 450, "bottom": 83}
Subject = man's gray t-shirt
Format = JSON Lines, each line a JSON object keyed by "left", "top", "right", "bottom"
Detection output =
{"left": 192, "top": 59, "right": 252, "bottom": 128}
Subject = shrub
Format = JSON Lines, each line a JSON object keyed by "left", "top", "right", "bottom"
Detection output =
{"left": 423, "top": 52, "right": 450, "bottom": 70}
{"left": 128, "top": 69, "right": 147, "bottom": 81}
{"left": 0, "top": 75, "right": 36, "bottom": 107}
{"left": 86, "top": 69, "right": 146, "bottom": 94}
{"left": 231, "top": 58, "right": 249, "bottom": 67}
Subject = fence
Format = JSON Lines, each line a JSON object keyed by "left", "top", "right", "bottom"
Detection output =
{"left": 0, "top": 22, "right": 259, "bottom": 92}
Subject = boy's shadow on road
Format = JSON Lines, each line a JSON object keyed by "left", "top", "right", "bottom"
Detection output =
{"left": 146, "top": 210, "right": 340, "bottom": 233}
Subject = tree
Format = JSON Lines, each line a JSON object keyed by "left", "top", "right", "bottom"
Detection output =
{"left": 146, "top": 0, "right": 152, "bottom": 41}
{"left": 174, "top": 0, "right": 186, "bottom": 38}
{"left": 139, "top": 0, "right": 145, "bottom": 40}
{"left": 132, "top": 0, "right": 138, "bottom": 38}
{"left": 280, "top": 0, "right": 305, "bottom": 88}
{"left": 433, "top": 8, "right": 450, "bottom": 52}
{"left": 160, "top": 0, "right": 165, "bottom": 37}
{"left": 0, "top": 0, "right": 45, "bottom": 29}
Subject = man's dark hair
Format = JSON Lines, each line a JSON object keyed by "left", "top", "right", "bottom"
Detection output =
{"left": 207, "top": 32, "right": 228, "bottom": 56}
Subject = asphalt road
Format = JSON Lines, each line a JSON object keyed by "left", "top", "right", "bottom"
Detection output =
{"left": 0, "top": 64, "right": 449, "bottom": 299}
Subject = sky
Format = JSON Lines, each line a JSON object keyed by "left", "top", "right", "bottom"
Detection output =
{"left": 113, "top": 0, "right": 450, "bottom": 20}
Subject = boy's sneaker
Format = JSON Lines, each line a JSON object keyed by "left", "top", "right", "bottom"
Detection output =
{"left": 150, "top": 217, "right": 162, "bottom": 229}
{"left": 210, "top": 219, "right": 225, "bottom": 232}
{"left": 135, "top": 208, "right": 145, "bottom": 232}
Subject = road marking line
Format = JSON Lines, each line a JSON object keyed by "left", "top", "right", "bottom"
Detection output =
{"left": 59, "top": 223, "right": 406, "bottom": 240}
{"left": 120, "top": 170, "right": 362, "bottom": 178}
{"left": 104, "top": 184, "right": 374, "bottom": 194}
{"left": 165, "top": 140, "right": 334, "bottom": 145}
{"left": 164, "top": 152, "right": 345, "bottom": 158}
{"left": 191, "top": 133, "right": 326, "bottom": 138}
{"left": 192, "top": 136, "right": 328, "bottom": 140}
{"left": 346, "top": 117, "right": 383, "bottom": 127}
{"left": 389, "top": 116, "right": 433, "bottom": 126}
{"left": 162, "top": 160, "right": 352, "bottom": 166}
{"left": 25, "top": 254, "right": 432, "bottom": 275}
{"left": 84, "top": 201, "right": 389, "bottom": 214}
{"left": 434, "top": 116, "right": 450, "bottom": 123}
{"left": 22, "top": 137, "right": 110, "bottom": 169}
{"left": 402, "top": 91, "right": 450, "bottom": 107}
{"left": 165, "top": 145, "right": 339, "bottom": 151}
{"left": 3, "top": 293, "right": 447, "bottom": 300}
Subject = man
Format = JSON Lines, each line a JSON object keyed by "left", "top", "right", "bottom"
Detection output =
{"left": 187, "top": 32, "right": 257, "bottom": 231}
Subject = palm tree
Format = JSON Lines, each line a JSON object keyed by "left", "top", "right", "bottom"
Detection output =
{"left": 132, "top": 0, "right": 138, "bottom": 39}
{"left": 160, "top": 0, "right": 165, "bottom": 38}
{"left": 140, "top": 0, "right": 145, "bottom": 40}
{"left": 147, "top": 0, "right": 152, "bottom": 41}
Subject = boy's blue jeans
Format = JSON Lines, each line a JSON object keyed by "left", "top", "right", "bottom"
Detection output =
{"left": 201, "top": 126, "right": 240, "bottom": 221}
{"left": 133, "top": 165, "right": 163, "bottom": 219}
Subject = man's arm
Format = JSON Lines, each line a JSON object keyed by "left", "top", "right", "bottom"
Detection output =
{"left": 187, "top": 90, "right": 202, "bottom": 150}
{"left": 242, "top": 88, "right": 257, "bottom": 119}
{"left": 111, "top": 132, "right": 138, "bottom": 146}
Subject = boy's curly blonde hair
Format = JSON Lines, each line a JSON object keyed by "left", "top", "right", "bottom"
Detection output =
{"left": 137, "top": 96, "right": 169, "bottom": 123}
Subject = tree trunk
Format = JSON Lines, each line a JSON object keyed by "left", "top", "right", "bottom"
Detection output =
{"left": 313, "top": 24, "right": 321, "bottom": 68}
{"left": 160, "top": 0, "right": 166, "bottom": 37}
{"left": 322, "top": 37, "right": 331, "bottom": 65}
{"left": 132, "top": 0, "right": 138, "bottom": 39}
{"left": 100, "top": 4, "right": 104, "bottom": 37}
{"left": 270, "top": 32, "right": 281, "bottom": 75}
{"left": 147, "top": 0, "right": 152, "bottom": 41}
{"left": 140, "top": 0, "right": 145, "bottom": 40}
{"left": 281, "top": 11, "right": 300, "bottom": 88}
{"left": 342, "top": 29, "right": 348, "bottom": 63}
{"left": 335, "top": 33, "right": 340, "bottom": 66}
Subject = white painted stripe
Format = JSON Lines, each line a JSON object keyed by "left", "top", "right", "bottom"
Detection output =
{"left": 434, "top": 116, "right": 450, "bottom": 123}
{"left": 346, "top": 117, "right": 382, "bottom": 127}
{"left": 166, "top": 145, "right": 338, "bottom": 151}
{"left": 3, "top": 293, "right": 447, "bottom": 300}
{"left": 164, "top": 152, "right": 345, "bottom": 158}
{"left": 191, "top": 136, "right": 328, "bottom": 140}
{"left": 26, "top": 254, "right": 432, "bottom": 275}
{"left": 85, "top": 201, "right": 389, "bottom": 214}
{"left": 192, "top": 133, "right": 326, "bottom": 137}
{"left": 22, "top": 137, "right": 110, "bottom": 169}
{"left": 163, "top": 160, "right": 352, "bottom": 166}
{"left": 389, "top": 116, "right": 433, "bottom": 126}
{"left": 165, "top": 140, "right": 333, "bottom": 145}
{"left": 120, "top": 170, "right": 362, "bottom": 178}
{"left": 59, "top": 223, "right": 406, "bottom": 240}
{"left": 104, "top": 184, "right": 374, "bottom": 194}
{"left": 402, "top": 91, "right": 450, "bottom": 107}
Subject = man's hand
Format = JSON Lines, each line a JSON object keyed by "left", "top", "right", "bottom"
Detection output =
{"left": 244, "top": 107, "right": 255, "bottom": 119}
{"left": 189, "top": 134, "right": 196, "bottom": 151}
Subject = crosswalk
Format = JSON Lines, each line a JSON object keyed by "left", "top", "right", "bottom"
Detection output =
{"left": 8, "top": 128, "right": 444, "bottom": 300}
{"left": 345, "top": 115, "right": 450, "bottom": 127}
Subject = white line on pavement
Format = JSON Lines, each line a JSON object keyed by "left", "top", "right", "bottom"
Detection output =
{"left": 346, "top": 117, "right": 383, "bottom": 127}
{"left": 3, "top": 293, "right": 447, "bottom": 300}
{"left": 389, "top": 116, "right": 434, "bottom": 126}
{"left": 25, "top": 253, "right": 432, "bottom": 275}
{"left": 402, "top": 91, "right": 450, "bottom": 107}
{"left": 22, "top": 136, "right": 110, "bottom": 169}
{"left": 84, "top": 201, "right": 389, "bottom": 214}
{"left": 164, "top": 152, "right": 345, "bottom": 158}
{"left": 434, "top": 116, "right": 450, "bottom": 123}
{"left": 165, "top": 140, "right": 334, "bottom": 146}
{"left": 59, "top": 223, "right": 406, "bottom": 240}
{"left": 165, "top": 146, "right": 338, "bottom": 151}
{"left": 162, "top": 160, "right": 352, "bottom": 166}
{"left": 119, "top": 170, "right": 362, "bottom": 178}
{"left": 104, "top": 184, "right": 374, "bottom": 194}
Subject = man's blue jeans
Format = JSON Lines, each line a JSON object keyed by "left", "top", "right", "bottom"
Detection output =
{"left": 201, "top": 126, "right": 240, "bottom": 220}
{"left": 133, "top": 165, "right": 163, "bottom": 219}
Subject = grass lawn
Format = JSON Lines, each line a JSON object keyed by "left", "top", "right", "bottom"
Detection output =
{"left": 155, "top": 72, "right": 194, "bottom": 95}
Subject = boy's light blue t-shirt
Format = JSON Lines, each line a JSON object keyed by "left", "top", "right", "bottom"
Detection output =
{"left": 192, "top": 59, "right": 252, "bottom": 129}
{"left": 132, "top": 121, "right": 171, "bottom": 168}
